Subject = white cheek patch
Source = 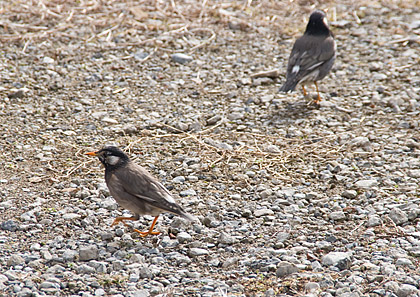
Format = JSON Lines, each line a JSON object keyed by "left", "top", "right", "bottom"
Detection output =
{"left": 292, "top": 65, "right": 300, "bottom": 74}
{"left": 323, "top": 18, "right": 328, "bottom": 26}
{"left": 107, "top": 155, "right": 120, "bottom": 165}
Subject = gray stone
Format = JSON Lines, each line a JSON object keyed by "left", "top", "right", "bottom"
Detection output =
{"left": 189, "top": 248, "right": 209, "bottom": 257}
{"left": 1, "top": 220, "right": 18, "bottom": 231}
{"left": 79, "top": 245, "right": 99, "bottom": 261}
{"left": 173, "top": 176, "right": 185, "bottom": 183}
{"left": 395, "top": 258, "right": 413, "bottom": 267}
{"left": 78, "top": 264, "right": 96, "bottom": 274}
{"left": 222, "top": 257, "right": 238, "bottom": 268}
{"left": 95, "top": 289, "right": 106, "bottom": 296}
{"left": 139, "top": 265, "right": 152, "bottom": 279}
{"left": 171, "top": 53, "right": 193, "bottom": 64}
{"left": 217, "top": 232, "right": 236, "bottom": 245}
{"left": 276, "top": 261, "right": 298, "bottom": 277}
{"left": 389, "top": 208, "right": 408, "bottom": 225}
{"left": 177, "top": 232, "right": 192, "bottom": 243}
{"left": 254, "top": 208, "right": 274, "bottom": 217}
{"left": 355, "top": 179, "right": 378, "bottom": 189}
{"left": 367, "top": 215, "right": 382, "bottom": 227}
{"left": 397, "top": 284, "right": 418, "bottom": 297}
{"left": 305, "top": 282, "right": 320, "bottom": 293}
{"left": 329, "top": 211, "right": 346, "bottom": 221}
{"left": 342, "top": 190, "right": 357, "bottom": 199}
{"left": 179, "top": 189, "right": 196, "bottom": 197}
{"left": 7, "top": 254, "right": 24, "bottom": 266}
{"left": 349, "top": 136, "right": 370, "bottom": 147}
{"left": 126, "top": 289, "right": 150, "bottom": 297}
{"left": 63, "top": 213, "right": 81, "bottom": 220}
{"left": 321, "top": 252, "right": 352, "bottom": 267}
{"left": 62, "top": 249, "right": 78, "bottom": 262}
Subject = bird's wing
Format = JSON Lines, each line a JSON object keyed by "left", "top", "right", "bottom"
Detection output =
{"left": 287, "top": 35, "right": 335, "bottom": 81}
{"left": 108, "top": 162, "right": 193, "bottom": 219}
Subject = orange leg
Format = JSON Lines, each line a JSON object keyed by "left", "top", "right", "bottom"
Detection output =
{"left": 111, "top": 216, "right": 137, "bottom": 227}
{"left": 301, "top": 85, "right": 307, "bottom": 96}
{"left": 133, "top": 216, "right": 161, "bottom": 237}
{"left": 314, "top": 82, "right": 321, "bottom": 103}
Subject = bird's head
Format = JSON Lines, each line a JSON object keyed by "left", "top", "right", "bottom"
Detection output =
{"left": 305, "top": 10, "right": 330, "bottom": 36}
{"left": 86, "top": 145, "right": 130, "bottom": 169}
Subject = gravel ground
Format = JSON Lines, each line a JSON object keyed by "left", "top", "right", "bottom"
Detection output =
{"left": 1, "top": 0, "right": 420, "bottom": 296}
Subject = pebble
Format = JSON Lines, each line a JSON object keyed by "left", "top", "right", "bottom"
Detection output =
{"left": 254, "top": 208, "right": 274, "bottom": 217}
{"left": 79, "top": 245, "right": 99, "bottom": 261}
{"left": 189, "top": 248, "right": 209, "bottom": 257}
{"left": 355, "top": 179, "right": 378, "bottom": 189}
{"left": 7, "top": 255, "right": 24, "bottom": 266}
{"left": 389, "top": 208, "right": 408, "bottom": 225}
{"left": 179, "top": 189, "right": 196, "bottom": 197}
{"left": 367, "top": 215, "right": 382, "bottom": 227}
{"left": 329, "top": 211, "right": 346, "bottom": 221}
{"left": 322, "top": 252, "right": 352, "bottom": 267}
{"left": 342, "top": 190, "right": 357, "bottom": 199}
{"left": 177, "top": 232, "right": 192, "bottom": 243}
{"left": 276, "top": 261, "right": 298, "bottom": 277}
{"left": 171, "top": 53, "right": 193, "bottom": 64}
{"left": 1, "top": 220, "right": 19, "bottom": 231}
{"left": 397, "top": 284, "right": 419, "bottom": 297}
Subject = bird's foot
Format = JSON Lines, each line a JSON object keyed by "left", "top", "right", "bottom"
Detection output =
{"left": 134, "top": 229, "right": 161, "bottom": 237}
{"left": 111, "top": 216, "right": 136, "bottom": 227}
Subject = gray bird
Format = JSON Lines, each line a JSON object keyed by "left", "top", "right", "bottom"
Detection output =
{"left": 86, "top": 146, "right": 195, "bottom": 237}
{"left": 279, "top": 10, "right": 336, "bottom": 103}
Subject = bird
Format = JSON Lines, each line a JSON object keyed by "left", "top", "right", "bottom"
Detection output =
{"left": 279, "top": 10, "right": 336, "bottom": 103}
{"left": 86, "top": 145, "right": 196, "bottom": 237}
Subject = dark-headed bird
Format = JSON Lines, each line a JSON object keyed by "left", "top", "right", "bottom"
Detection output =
{"left": 279, "top": 10, "right": 336, "bottom": 103}
{"left": 86, "top": 146, "right": 196, "bottom": 237}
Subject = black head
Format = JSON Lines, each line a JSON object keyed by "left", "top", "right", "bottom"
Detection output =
{"left": 304, "top": 10, "right": 331, "bottom": 36}
{"left": 86, "top": 146, "right": 130, "bottom": 170}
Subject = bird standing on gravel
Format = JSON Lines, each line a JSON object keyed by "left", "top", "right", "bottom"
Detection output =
{"left": 279, "top": 10, "right": 336, "bottom": 103}
{"left": 86, "top": 146, "right": 196, "bottom": 237}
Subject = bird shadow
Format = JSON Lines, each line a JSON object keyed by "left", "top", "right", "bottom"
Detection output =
{"left": 270, "top": 99, "right": 320, "bottom": 123}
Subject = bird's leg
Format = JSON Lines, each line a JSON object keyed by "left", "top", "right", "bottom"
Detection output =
{"left": 301, "top": 85, "right": 308, "bottom": 96}
{"left": 133, "top": 216, "right": 161, "bottom": 237}
{"left": 314, "top": 82, "right": 322, "bottom": 103}
{"left": 111, "top": 216, "right": 138, "bottom": 227}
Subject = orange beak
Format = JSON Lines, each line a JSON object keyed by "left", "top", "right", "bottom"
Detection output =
{"left": 85, "top": 151, "right": 98, "bottom": 156}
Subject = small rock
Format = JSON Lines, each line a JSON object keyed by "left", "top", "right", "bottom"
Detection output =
{"left": 321, "top": 252, "right": 352, "bottom": 267}
{"left": 217, "top": 232, "right": 236, "bottom": 245}
{"left": 1, "top": 220, "right": 18, "bottom": 231}
{"left": 395, "top": 258, "right": 413, "bottom": 267}
{"left": 189, "top": 248, "right": 209, "bottom": 257}
{"left": 397, "top": 284, "right": 418, "bottom": 297}
{"left": 355, "top": 179, "right": 378, "bottom": 189}
{"left": 206, "top": 115, "right": 222, "bottom": 126}
{"left": 349, "top": 136, "right": 370, "bottom": 147}
{"left": 173, "top": 176, "right": 185, "bottom": 184}
{"left": 171, "top": 53, "right": 193, "bottom": 64}
{"left": 180, "top": 189, "right": 196, "bottom": 197}
{"left": 254, "top": 208, "right": 274, "bottom": 217}
{"left": 305, "top": 282, "right": 320, "bottom": 293}
{"left": 342, "top": 190, "right": 357, "bottom": 199}
{"left": 177, "top": 232, "right": 192, "bottom": 243}
{"left": 367, "top": 215, "right": 382, "bottom": 227}
{"left": 62, "top": 249, "right": 78, "bottom": 262}
{"left": 222, "top": 257, "right": 238, "bottom": 268}
{"left": 7, "top": 255, "right": 24, "bottom": 266}
{"left": 79, "top": 245, "right": 99, "bottom": 261}
{"left": 329, "top": 211, "right": 346, "bottom": 221}
{"left": 389, "top": 208, "right": 408, "bottom": 225}
{"left": 276, "top": 261, "right": 298, "bottom": 277}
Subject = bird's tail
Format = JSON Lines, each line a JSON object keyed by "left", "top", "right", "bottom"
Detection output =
{"left": 180, "top": 211, "right": 197, "bottom": 222}
{"left": 279, "top": 79, "right": 298, "bottom": 93}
